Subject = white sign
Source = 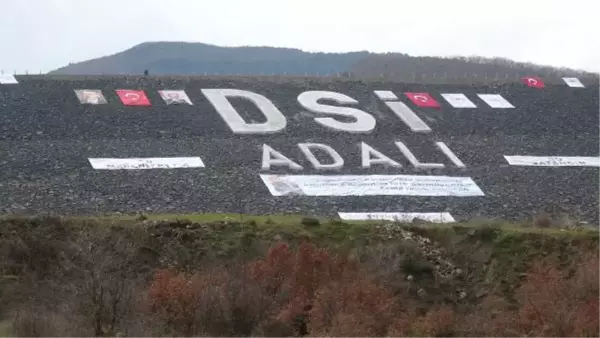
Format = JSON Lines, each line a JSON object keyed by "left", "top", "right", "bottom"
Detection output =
{"left": 88, "top": 157, "right": 205, "bottom": 170}
{"left": 74, "top": 89, "right": 107, "bottom": 104}
{"left": 477, "top": 94, "right": 514, "bottom": 108}
{"left": 158, "top": 90, "right": 193, "bottom": 105}
{"left": 260, "top": 174, "right": 484, "bottom": 197}
{"left": 504, "top": 155, "right": 600, "bottom": 167}
{"left": 201, "top": 88, "right": 434, "bottom": 134}
{"left": 562, "top": 77, "right": 584, "bottom": 88}
{"left": 338, "top": 212, "right": 456, "bottom": 223}
{"left": 441, "top": 93, "right": 477, "bottom": 108}
{"left": 0, "top": 74, "right": 18, "bottom": 84}
{"left": 262, "top": 141, "right": 466, "bottom": 171}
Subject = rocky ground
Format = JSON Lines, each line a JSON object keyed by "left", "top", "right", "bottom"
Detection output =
{"left": 1, "top": 76, "right": 598, "bottom": 223}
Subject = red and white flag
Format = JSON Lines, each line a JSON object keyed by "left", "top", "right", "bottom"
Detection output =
{"left": 404, "top": 92, "right": 441, "bottom": 108}
{"left": 521, "top": 77, "right": 545, "bottom": 88}
{"left": 116, "top": 89, "right": 151, "bottom": 106}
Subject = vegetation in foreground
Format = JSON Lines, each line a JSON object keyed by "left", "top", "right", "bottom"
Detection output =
{"left": 0, "top": 214, "right": 597, "bottom": 337}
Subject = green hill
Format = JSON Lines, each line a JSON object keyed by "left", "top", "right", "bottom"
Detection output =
{"left": 49, "top": 41, "right": 596, "bottom": 80}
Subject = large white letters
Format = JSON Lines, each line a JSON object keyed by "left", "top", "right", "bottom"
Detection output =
{"left": 374, "top": 90, "right": 432, "bottom": 133}
{"left": 297, "top": 91, "right": 376, "bottom": 133}
{"left": 261, "top": 144, "right": 302, "bottom": 170}
{"left": 202, "top": 89, "right": 287, "bottom": 134}
{"left": 360, "top": 142, "right": 401, "bottom": 168}
{"left": 298, "top": 143, "right": 344, "bottom": 170}
{"left": 436, "top": 142, "right": 466, "bottom": 168}
{"left": 395, "top": 142, "right": 445, "bottom": 169}
{"left": 262, "top": 142, "right": 466, "bottom": 171}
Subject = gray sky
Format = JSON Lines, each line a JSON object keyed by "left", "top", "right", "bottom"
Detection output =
{"left": 1, "top": 0, "right": 598, "bottom": 74}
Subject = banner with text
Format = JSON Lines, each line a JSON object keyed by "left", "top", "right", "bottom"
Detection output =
{"left": 504, "top": 156, "right": 600, "bottom": 167}
{"left": 260, "top": 174, "right": 485, "bottom": 197}
{"left": 89, "top": 157, "right": 205, "bottom": 170}
{"left": 338, "top": 212, "right": 456, "bottom": 223}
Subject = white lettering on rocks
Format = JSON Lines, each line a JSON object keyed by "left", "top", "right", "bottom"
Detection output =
{"left": 360, "top": 142, "right": 402, "bottom": 168}
{"left": 298, "top": 143, "right": 344, "bottom": 170}
{"left": 395, "top": 141, "right": 445, "bottom": 169}
{"left": 261, "top": 144, "right": 302, "bottom": 170}
{"left": 297, "top": 91, "right": 376, "bottom": 133}
{"left": 375, "top": 90, "right": 432, "bottom": 133}
{"left": 202, "top": 89, "right": 287, "bottom": 134}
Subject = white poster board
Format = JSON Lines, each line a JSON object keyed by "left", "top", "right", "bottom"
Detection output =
{"left": 338, "top": 212, "right": 456, "bottom": 223}
{"left": 504, "top": 155, "right": 600, "bottom": 167}
{"left": 562, "top": 77, "right": 585, "bottom": 88}
{"left": 441, "top": 93, "right": 477, "bottom": 108}
{"left": 0, "top": 74, "right": 18, "bottom": 84}
{"left": 477, "top": 94, "right": 514, "bottom": 108}
{"left": 89, "top": 157, "right": 205, "bottom": 170}
{"left": 260, "top": 174, "right": 485, "bottom": 197}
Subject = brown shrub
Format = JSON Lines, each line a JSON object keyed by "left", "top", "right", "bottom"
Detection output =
{"left": 534, "top": 212, "right": 552, "bottom": 228}
{"left": 147, "top": 264, "right": 280, "bottom": 336}
{"left": 146, "top": 241, "right": 400, "bottom": 336}
{"left": 11, "top": 304, "right": 87, "bottom": 337}
{"left": 386, "top": 304, "right": 457, "bottom": 337}
{"left": 513, "top": 251, "right": 599, "bottom": 337}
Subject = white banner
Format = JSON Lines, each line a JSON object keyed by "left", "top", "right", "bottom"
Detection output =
{"left": 477, "top": 94, "right": 514, "bottom": 108}
{"left": 0, "top": 74, "right": 18, "bottom": 84}
{"left": 441, "top": 93, "right": 477, "bottom": 108}
{"left": 74, "top": 89, "right": 107, "bottom": 104}
{"left": 158, "top": 90, "right": 193, "bottom": 105}
{"left": 260, "top": 174, "right": 484, "bottom": 197}
{"left": 562, "top": 77, "right": 585, "bottom": 88}
{"left": 504, "top": 155, "right": 600, "bottom": 167}
{"left": 89, "top": 157, "right": 205, "bottom": 170}
{"left": 338, "top": 212, "right": 455, "bottom": 223}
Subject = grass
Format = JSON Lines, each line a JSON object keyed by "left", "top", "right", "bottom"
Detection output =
{"left": 7, "top": 212, "right": 598, "bottom": 237}
{"left": 0, "top": 213, "right": 597, "bottom": 337}
{"left": 0, "top": 320, "right": 12, "bottom": 337}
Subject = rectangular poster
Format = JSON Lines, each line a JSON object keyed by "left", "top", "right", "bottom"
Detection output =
{"left": 338, "top": 212, "right": 456, "bottom": 223}
{"left": 260, "top": 174, "right": 485, "bottom": 197}
{"left": 74, "top": 89, "right": 107, "bottom": 104}
{"left": 158, "top": 90, "right": 193, "bottom": 105}
{"left": 88, "top": 157, "right": 205, "bottom": 170}
{"left": 477, "top": 94, "right": 514, "bottom": 108}
{"left": 440, "top": 93, "right": 477, "bottom": 108}
{"left": 562, "top": 77, "right": 585, "bottom": 88}
{"left": 0, "top": 74, "right": 18, "bottom": 84}
{"left": 504, "top": 155, "right": 600, "bottom": 167}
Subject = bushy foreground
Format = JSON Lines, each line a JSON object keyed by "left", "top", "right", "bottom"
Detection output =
{"left": 0, "top": 216, "right": 597, "bottom": 337}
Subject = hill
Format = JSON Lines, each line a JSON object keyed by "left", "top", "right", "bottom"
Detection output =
{"left": 49, "top": 42, "right": 597, "bottom": 81}
{"left": 1, "top": 73, "right": 598, "bottom": 336}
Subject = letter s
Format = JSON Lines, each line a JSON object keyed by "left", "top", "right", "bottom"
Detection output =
{"left": 297, "top": 91, "right": 376, "bottom": 133}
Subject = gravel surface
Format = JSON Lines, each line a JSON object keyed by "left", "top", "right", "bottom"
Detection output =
{"left": 1, "top": 75, "right": 598, "bottom": 223}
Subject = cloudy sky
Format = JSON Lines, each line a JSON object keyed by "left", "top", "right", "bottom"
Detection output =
{"left": 0, "top": 0, "right": 598, "bottom": 74}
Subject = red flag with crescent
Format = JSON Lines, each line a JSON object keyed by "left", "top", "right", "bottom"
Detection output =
{"left": 116, "top": 89, "right": 151, "bottom": 106}
{"left": 521, "top": 77, "right": 545, "bottom": 88}
{"left": 404, "top": 92, "right": 441, "bottom": 108}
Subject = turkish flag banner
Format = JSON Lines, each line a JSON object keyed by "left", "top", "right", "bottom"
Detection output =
{"left": 116, "top": 90, "right": 151, "bottom": 106}
{"left": 404, "top": 92, "right": 441, "bottom": 108}
{"left": 521, "top": 77, "right": 545, "bottom": 88}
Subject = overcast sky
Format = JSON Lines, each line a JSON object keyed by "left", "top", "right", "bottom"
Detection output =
{"left": 0, "top": 0, "right": 598, "bottom": 74}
